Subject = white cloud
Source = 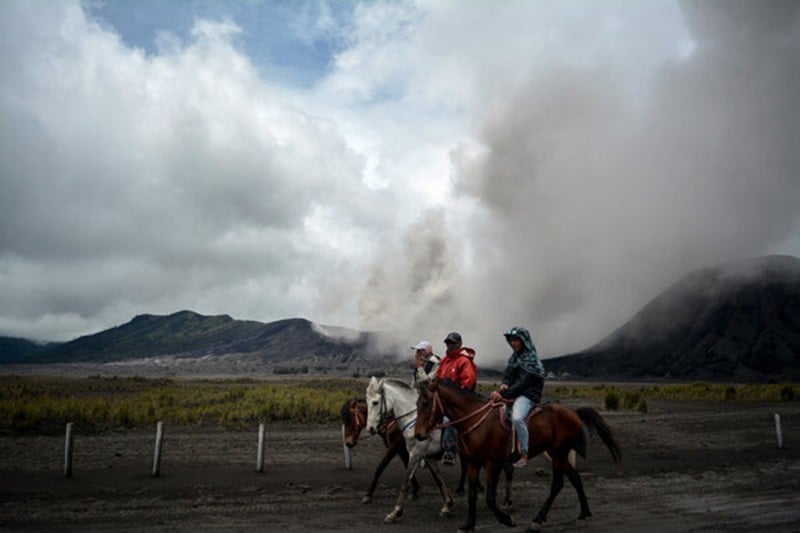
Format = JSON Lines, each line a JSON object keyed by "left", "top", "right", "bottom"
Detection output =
{"left": 1, "top": 0, "right": 799, "bottom": 371}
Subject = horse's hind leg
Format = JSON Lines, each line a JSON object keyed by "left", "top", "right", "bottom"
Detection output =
{"left": 484, "top": 462, "right": 515, "bottom": 527}
{"left": 501, "top": 461, "right": 514, "bottom": 512}
{"left": 565, "top": 466, "right": 591, "bottom": 519}
{"left": 532, "top": 466, "right": 564, "bottom": 525}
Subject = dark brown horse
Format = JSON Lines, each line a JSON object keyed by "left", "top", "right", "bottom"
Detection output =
{"left": 340, "top": 398, "right": 421, "bottom": 503}
{"left": 340, "top": 397, "right": 480, "bottom": 501}
{"left": 414, "top": 381, "right": 621, "bottom": 533}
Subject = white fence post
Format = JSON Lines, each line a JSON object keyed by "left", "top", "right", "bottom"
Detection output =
{"left": 342, "top": 424, "right": 352, "bottom": 470}
{"left": 256, "top": 423, "right": 266, "bottom": 473}
{"left": 152, "top": 421, "right": 164, "bottom": 477}
{"left": 775, "top": 413, "right": 784, "bottom": 449}
{"left": 64, "top": 422, "right": 74, "bottom": 478}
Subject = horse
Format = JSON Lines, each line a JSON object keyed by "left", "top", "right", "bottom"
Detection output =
{"left": 365, "top": 376, "right": 454, "bottom": 523}
{"left": 414, "top": 380, "right": 622, "bottom": 533}
{"left": 340, "top": 398, "right": 422, "bottom": 503}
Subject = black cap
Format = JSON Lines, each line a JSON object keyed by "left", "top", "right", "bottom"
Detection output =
{"left": 443, "top": 331, "right": 462, "bottom": 344}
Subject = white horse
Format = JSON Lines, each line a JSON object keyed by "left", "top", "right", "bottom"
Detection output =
{"left": 366, "top": 376, "right": 455, "bottom": 523}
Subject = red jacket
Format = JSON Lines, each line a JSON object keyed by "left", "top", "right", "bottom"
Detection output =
{"left": 435, "top": 347, "right": 477, "bottom": 390}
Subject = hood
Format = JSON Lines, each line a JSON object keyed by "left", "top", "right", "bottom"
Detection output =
{"left": 446, "top": 346, "right": 476, "bottom": 360}
{"left": 504, "top": 326, "right": 535, "bottom": 354}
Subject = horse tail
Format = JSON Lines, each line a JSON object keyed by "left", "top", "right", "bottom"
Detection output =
{"left": 576, "top": 407, "right": 622, "bottom": 464}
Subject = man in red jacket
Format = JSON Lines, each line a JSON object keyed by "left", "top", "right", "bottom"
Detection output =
{"left": 436, "top": 331, "right": 477, "bottom": 389}
{"left": 435, "top": 331, "right": 477, "bottom": 465}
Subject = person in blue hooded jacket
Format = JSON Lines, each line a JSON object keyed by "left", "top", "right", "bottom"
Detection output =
{"left": 490, "top": 326, "right": 545, "bottom": 468}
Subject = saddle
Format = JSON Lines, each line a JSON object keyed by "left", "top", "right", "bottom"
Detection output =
{"left": 500, "top": 402, "right": 544, "bottom": 456}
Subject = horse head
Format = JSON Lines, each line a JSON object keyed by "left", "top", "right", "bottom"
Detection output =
{"left": 414, "top": 380, "right": 442, "bottom": 441}
{"left": 340, "top": 398, "right": 366, "bottom": 448}
{"left": 365, "top": 376, "right": 387, "bottom": 436}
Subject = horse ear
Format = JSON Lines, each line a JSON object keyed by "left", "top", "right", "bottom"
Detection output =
{"left": 369, "top": 375, "right": 378, "bottom": 386}
{"left": 377, "top": 378, "right": 385, "bottom": 390}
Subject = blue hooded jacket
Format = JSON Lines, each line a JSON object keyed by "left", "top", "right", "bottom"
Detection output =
{"left": 500, "top": 326, "right": 545, "bottom": 402}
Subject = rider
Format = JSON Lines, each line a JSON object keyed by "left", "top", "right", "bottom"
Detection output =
{"left": 411, "top": 340, "right": 440, "bottom": 387}
{"left": 490, "top": 326, "right": 544, "bottom": 468}
{"left": 436, "top": 331, "right": 477, "bottom": 466}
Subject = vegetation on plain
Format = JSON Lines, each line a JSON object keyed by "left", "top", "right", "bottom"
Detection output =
{"left": 0, "top": 376, "right": 796, "bottom": 434}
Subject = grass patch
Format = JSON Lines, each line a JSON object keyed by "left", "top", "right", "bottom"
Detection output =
{"left": 0, "top": 375, "right": 364, "bottom": 434}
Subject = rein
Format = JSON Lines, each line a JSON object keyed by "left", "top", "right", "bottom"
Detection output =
{"left": 429, "top": 389, "right": 507, "bottom": 453}
{"left": 378, "top": 386, "right": 418, "bottom": 432}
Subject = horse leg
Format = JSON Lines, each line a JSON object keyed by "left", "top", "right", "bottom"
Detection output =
{"left": 501, "top": 461, "right": 514, "bottom": 512}
{"left": 458, "top": 461, "right": 481, "bottom": 533}
{"left": 397, "top": 443, "right": 421, "bottom": 499}
{"left": 364, "top": 445, "right": 400, "bottom": 504}
{"left": 532, "top": 466, "right": 564, "bottom": 525}
{"left": 456, "top": 452, "right": 484, "bottom": 494}
{"left": 384, "top": 448, "right": 421, "bottom": 523}
{"left": 564, "top": 465, "right": 591, "bottom": 519}
{"left": 456, "top": 453, "right": 467, "bottom": 494}
{"left": 424, "top": 456, "right": 454, "bottom": 517}
{"left": 484, "top": 462, "right": 515, "bottom": 527}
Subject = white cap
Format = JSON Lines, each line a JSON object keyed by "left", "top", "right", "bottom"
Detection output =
{"left": 412, "top": 340, "right": 433, "bottom": 354}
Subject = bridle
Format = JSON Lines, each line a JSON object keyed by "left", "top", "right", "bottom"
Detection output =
{"left": 375, "top": 383, "right": 418, "bottom": 433}
{"left": 424, "top": 385, "right": 507, "bottom": 453}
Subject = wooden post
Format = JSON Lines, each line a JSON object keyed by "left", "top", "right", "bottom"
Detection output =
{"left": 775, "top": 413, "right": 784, "bottom": 449}
{"left": 64, "top": 422, "right": 74, "bottom": 478}
{"left": 342, "top": 424, "right": 352, "bottom": 470}
{"left": 152, "top": 421, "right": 164, "bottom": 477}
{"left": 256, "top": 423, "right": 266, "bottom": 473}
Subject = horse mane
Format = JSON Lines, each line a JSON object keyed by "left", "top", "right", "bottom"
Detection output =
{"left": 340, "top": 397, "right": 364, "bottom": 423}
{"left": 384, "top": 378, "right": 414, "bottom": 392}
{"left": 437, "top": 379, "right": 488, "bottom": 403}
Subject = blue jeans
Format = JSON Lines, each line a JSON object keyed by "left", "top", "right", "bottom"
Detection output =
{"left": 512, "top": 395, "right": 533, "bottom": 454}
{"left": 443, "top": 418, "right": 458, "bottom": 455}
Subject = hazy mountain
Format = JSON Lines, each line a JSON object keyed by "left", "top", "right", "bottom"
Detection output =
{"left": 545, "top": 255, "right": 800, "bottom": 381}
{"left": 3, "top": 255, "right": 798, "bottom": 381}
{"left": 1, "top": 310, "right": 403, "bottom": 376}
{"left": 0, "top": 337, "right": 60, "bottom": 363}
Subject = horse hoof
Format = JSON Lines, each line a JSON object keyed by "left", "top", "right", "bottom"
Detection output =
{"left": 499, "top": 514, "right": 515, "bottom": 527}
{"left": 579, "top": 511, "right": 592, "bottom": 520}
{"left": 526, "top": 522, "right": 543, "bottom": 532}
{"left": 383, "top": 514, "right": 398, "bottom": 524}
{"left": 361, "top": 496, "right": 372, "bottom": 504}
{"left": 440, "top": 508, "right": 452, "bottom": 518}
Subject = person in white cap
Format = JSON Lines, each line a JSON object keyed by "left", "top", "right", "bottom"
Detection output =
{"left": 411, "top": 340, "right": 440, "bottom": 387}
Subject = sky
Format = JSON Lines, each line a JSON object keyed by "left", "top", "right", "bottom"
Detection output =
{"left": 1, "top": 0, "right": 799, "bottom": 366}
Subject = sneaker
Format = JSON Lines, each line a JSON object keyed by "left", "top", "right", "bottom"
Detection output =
{"left": 441, "top": 452, "right": 456, "bottom": 466}
{"left": 513, "top": 455, "right": 528, "bottom": 468}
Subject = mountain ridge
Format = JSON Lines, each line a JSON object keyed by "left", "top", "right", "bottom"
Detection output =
{"left": 545, "top": 255, "right": 800, "bottom": 381}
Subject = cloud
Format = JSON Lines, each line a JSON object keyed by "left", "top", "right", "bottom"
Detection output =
{"left": 355, "top": 0, "right": 800, "bottom": 362}
{"left": 1, "top": 0, "right": 798, "bottom": 371}
{"left": 0, "top": 0, "right": 379, "bottom": 340}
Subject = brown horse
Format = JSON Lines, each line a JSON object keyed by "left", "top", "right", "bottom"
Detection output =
{"left": 414, "top": 380, "right": 621, "bottom": 533}
{"left": 341, "top": 397, "right": 484, "bottom": 500}
{"left": 340, "top": 398, "right": 421, "bottom": 503}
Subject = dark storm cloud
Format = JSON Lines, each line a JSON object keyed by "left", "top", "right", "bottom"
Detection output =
{"left": 364, "top": 0, "right": 800, "bottom": 361}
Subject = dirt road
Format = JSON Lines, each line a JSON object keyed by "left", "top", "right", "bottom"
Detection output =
{"left": 2, "top": 398, "right": 799, "bottom": 532}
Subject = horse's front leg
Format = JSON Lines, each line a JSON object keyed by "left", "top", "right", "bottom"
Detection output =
{"left": 364, "top": 445, "right": 399, "bottom": 504}
{"left": 423, "top": 453, "right": 454, "bottom": 517}
{"left": 458, "top": 461, "right": 481, "bottom": 533}
{"left": 484, "top": 461, "right": 515, "bottom": 527}
{"left": 383, "top": 445, "right": 422, "bottom": 524}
